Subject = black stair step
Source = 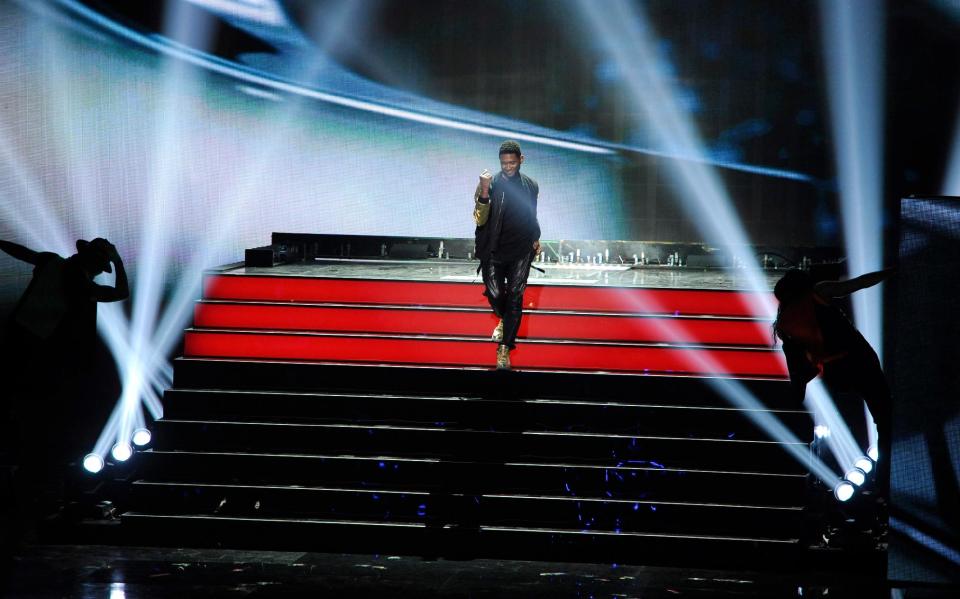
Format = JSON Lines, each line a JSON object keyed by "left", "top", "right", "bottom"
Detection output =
{"left": 137, "top": 450, "right": 809, "bottom": 506}
{"left": 162, "top": 388, "right": 812, "bottom": 440}
{"left": 128, "top": 481, "right": 805, "bottom": 539}
{"left": 152, "top": 419, "right": 809, "bottom": 473}
{"left": 172, "top": 358, "right": 796, "bottom": 408}
{"left": 119, "top": 512, "right": 802, "bottom": 567}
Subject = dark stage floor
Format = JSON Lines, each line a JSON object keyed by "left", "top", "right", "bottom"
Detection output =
{"left": 6, "top": 544, "right": 944, "bottom": 599}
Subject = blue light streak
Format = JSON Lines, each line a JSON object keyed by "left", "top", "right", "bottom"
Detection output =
{"left": 820, "top": 0, "right": 887, "bottom": 450}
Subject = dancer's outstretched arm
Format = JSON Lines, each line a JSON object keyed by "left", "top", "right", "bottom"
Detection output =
{"left": 814, "top": 267, "right": 895, "bottom": 299}
{"left": 0, "top": 239, "right": 40, "bottom": 265}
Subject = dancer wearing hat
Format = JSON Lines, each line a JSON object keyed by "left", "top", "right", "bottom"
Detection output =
{"left": 1, "top": 238, "right": 128, "bottom": 349}
{"left": 0, "top": 237, "right": 127, "bottom": 536}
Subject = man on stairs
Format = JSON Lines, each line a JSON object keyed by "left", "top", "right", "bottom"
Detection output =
{"left": 472, "top": 140, "right": 541, "bottom": 370}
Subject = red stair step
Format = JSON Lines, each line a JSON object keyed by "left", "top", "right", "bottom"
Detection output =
{"left": 204, "top": 275, "right": 774, "bottom": 317}
{"left": 183, "top": 330, "right": 788, "bottom": 377}
{"left": 194, "top": 302, "right": 776, "bottom": 346}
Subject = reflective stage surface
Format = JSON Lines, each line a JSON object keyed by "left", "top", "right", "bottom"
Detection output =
{"left": 239, "top": 259, "right": 785, "bottom": 290}
{"left": 3, "top": 544, "right": 953, "bottom": 599}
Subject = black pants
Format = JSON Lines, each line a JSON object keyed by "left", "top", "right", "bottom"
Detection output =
{"left": 481, "top": 255, "right": 533, "bottom": 349}
{"left": 822, "top": 354, "right": 892, "bottom": 498}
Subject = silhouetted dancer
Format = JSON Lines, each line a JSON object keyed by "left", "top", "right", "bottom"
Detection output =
{"left": 772, "top": 268, "right": 894, "bottom": 498}
{"left": 473, "top": 140, "right": 542, "bottom": 370}
{"left": 0, "top": 237, "right": 127, "bottom": 532}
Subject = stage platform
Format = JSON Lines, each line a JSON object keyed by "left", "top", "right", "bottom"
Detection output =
{"left": 116, "top": 256, "right": 821, "bottom": 568}
{"left": 236, "top": 258, "right": 785, "bottom": 290}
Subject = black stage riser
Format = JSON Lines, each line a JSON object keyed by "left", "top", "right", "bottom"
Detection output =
{"left": 173, "top": 358, "right": 798, "bottom": 409}
{"left": 120, "top": 513, "right": 802, "bottom": 569}
{"left": 162, "top": 389, "right": 812, "bottom": 440}
{"left": 152, "top": 420, "right": 809, "bottom": 473}
{"left": 128, "top": 482, "right": 806, "bottom": 539}
{"left": 137, "top": 451, "right": 808, "bottom": 506}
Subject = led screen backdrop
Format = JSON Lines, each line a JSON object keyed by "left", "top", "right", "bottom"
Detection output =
{"left": 0, "top": 0, "right": 958, "bottom": 299}
{"left": 0, "top": 0, "right": 838, "bottom": 301}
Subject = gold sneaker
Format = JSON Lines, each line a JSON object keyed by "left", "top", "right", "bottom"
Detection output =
{"left": 496, "top": 344, "right": 511, "bottom": 370}
{"left": 492, "top": 319, "right": 504, "bottom": 342}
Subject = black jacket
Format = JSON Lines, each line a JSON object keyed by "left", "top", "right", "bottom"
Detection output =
{"left": 473, "top": 171, "right": 540, "bottom": 262}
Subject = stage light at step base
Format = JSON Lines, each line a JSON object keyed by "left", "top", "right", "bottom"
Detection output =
{"left": 82, "top": 453, "right": 104, "bottom": 474}
{"left": 813, "top": 425, "right": 831, "bottom": 439}
{"left": 111, "top": 442, "right": 133, "bottom": 462}
{"left": 845, "top": 468, "right": 867, "bottom": 487}
{"left": 132, "top": 428, "right": 152, "bottom": 447}
{"left": 834, "top": 481, "right": 856, "bottom": 502}
{"left": 867, "top": 445, "right": 878, "bottom": 461}
{"left": 854, "top": 456, "right": 873, "bottom": 474}
{"left": 109, "top": 582, "right": 126, "bottom": 599}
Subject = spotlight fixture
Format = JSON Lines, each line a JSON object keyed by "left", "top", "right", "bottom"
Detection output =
{"left": 834, "top": 481, "right": 855, "bottom": 502}
{"left": 111, "top": 442, "right": 133, "bottom": 462}
{"left": 845, "top": 468, "right": 867, "bottom": 487}
{"left": 132, "top": 428, "right": 152, "bottom": 447}
{"left": 83, "top": 453, "right": 105, "bottom": 473}
{"left": 867, "top": 445, "right": 879, "bottom": 461}
{"left": 854, "top": 456, "right": 873, "bottom": 474}
{"left": 109, "top": 582, "right": 126, "bottom": 599}
{"left": 813, "top": 425, "right": 831, "bottom": 439}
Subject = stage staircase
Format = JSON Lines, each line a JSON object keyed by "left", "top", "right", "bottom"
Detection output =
{"left": 119, "top": 267, "right": 816, "bottom": 567}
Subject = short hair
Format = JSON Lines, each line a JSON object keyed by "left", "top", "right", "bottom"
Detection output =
{"left": 499, "top": 140, "right": 522, "bottom": 157}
